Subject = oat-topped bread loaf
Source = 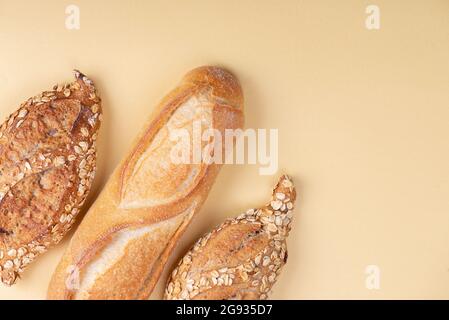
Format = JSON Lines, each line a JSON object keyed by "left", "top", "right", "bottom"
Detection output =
{"left": 47, "top": 66, "right": 244, "bottom": 299}
{"left": 164, "top": 175, "right": 296, "bottom": 300}
{"left": 0, "top": 71, "right": 102, "bottom": 286}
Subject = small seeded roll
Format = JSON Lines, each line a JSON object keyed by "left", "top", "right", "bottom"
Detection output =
{"left": 164, "top": 175, "right": 296, "bottom": 300}
{"left": 0, "top": 71, "right": 102, "bottom": 286}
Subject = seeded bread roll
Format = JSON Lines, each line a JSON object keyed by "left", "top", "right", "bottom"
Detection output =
{"left": 47, "top": 66, "right": 244, "bottom": 299}
{"left": 164, "top": 175, "right": 295, "bottom": 300}
{"left": 0, "top": 71, "right": 102, "bottom": 286}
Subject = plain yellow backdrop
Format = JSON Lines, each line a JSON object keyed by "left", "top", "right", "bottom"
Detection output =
{"left": 0, "top": 0, "right": 448, "bottom": 299}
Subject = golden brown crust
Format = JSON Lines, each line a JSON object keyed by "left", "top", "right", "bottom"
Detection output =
{"left": 0, "top": 71, "right": 102, "bottom": 286}
{"left": 164, "top": 175, "right": 296, "bottom": 300}
{"left": 47, "top": 66, "right": 244, "bottom": 300}
{"left": 183, "top": 66, "right": 244, "bottom": 109}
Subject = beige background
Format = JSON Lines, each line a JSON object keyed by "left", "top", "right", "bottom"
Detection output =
{"left": 0, "top": 0, "right": 448, "bottom": 299}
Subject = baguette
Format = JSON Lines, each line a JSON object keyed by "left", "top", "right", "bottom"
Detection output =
{"left": 164, "top": 175, "right": 295, "bottom": 300}
{"left": 0, "top": 70, "right": 102, "bottom": 286}
{"left": 47, "top": 66, "right": 244, "bottom": 299}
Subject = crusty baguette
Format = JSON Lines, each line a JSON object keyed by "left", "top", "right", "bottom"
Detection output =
{"left": 47, "top": 66, "right": 244, "bottom": 299}
{"left": 0, "top": 70, "right": 102, "bottom": 286}
{"left": 164, "top": 175, "right": 295, "bottom": 300}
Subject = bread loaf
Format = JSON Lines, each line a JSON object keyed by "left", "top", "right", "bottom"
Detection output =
{"left": 47, "top": 66, "right": 244, "bottom": 299}
{"left": 0, "top": 70, "right": 102, "bottom": 286}
{"left": 164, "top": 175, "right": 295, "bottom": 300}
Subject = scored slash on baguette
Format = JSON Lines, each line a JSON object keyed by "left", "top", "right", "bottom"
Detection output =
{"left": 164, "top": 175, "right": 296, "bottom": 300}
{"left": 0, "top": 71, "right": 102, "bottom": 286}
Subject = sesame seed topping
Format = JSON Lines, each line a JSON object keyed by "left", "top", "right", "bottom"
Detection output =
{"left": 267, "top": 223, "right": 278, "bottom": 233}
{"left": 183, "top": 255, "right": 192, "bottom": 264}
{"left": 88, "top": 117, "right": 96, "bottom": 127}
{"left": 81, "top": 127, "right": 89, "bottom": 137}
{"left": 77, "top": 185, "right": 85, "bottom": 196}
{"left": 91, "top": 104, "right": 99, "bottom": 113}
{"left": 271, "top": 200, "right": 282, "bottom": 210}
{"left": 262, "top": 256, "right": 271, "bottom": 267}
{"left": 79, "top": 159, "right": 87, "bottom": 169}
{"left": 53, "top": 156, "right": 66, "bottom": 167}
{"left": 24, "top": 161, "right": 32, "bottom": 171}
{"left": 276, "top": 192, "right": 285, "bottom": 200}
{"left": 211, "top": 270, "right": 219, "bottom": 278}
{"left": 17, "top": 248, "right": 26, "bottom": 257}
{"left": 18, "top": 109, "right": 28, "bottom": 118}
{"left": 173, "top": 285, "right": 181, "bottom": 295}
{"left": 79, "top": 141, "right": 89, "bottom": 151}
{"left": 275, "top": 216, "right": 283, "bottom": 226}
{"left": 180, "top": 291, "right": 188, "bottom": 299}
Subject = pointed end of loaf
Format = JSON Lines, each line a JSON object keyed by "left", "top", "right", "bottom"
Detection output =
{"left": 258, "top": 175, "right": 296, "bottom": 236}
{"left": 271, "top": 175, "right": 296, "bottom": 205}
{"left": 73, "top": 69, "right": 95, "bottom": 88}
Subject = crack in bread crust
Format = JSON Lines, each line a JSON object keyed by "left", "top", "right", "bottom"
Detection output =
{"left": 119, "top": 95, "right": 212, "bottom": 209}
{"left": 74, "top": 201, "right": 197, "bottom": 299}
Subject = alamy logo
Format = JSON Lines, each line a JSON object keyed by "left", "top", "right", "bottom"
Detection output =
{"left": 169, "top": 121, "right": 279, "bottom": 175}
{"left": 365, "top": 265, "right": 381, "bottom": 290}
{"left": 65, "top": 5, "right": 80, "bottom": 30}
{"left": 365, "top": 5, "right": 380, "bottom": 30}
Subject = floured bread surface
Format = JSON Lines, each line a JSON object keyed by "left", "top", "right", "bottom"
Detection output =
{"left": 0, "top": 71, "right": 102, "bottom": 286}
{"left": 165, "top": 175, "right": 296, "bottom": 300}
